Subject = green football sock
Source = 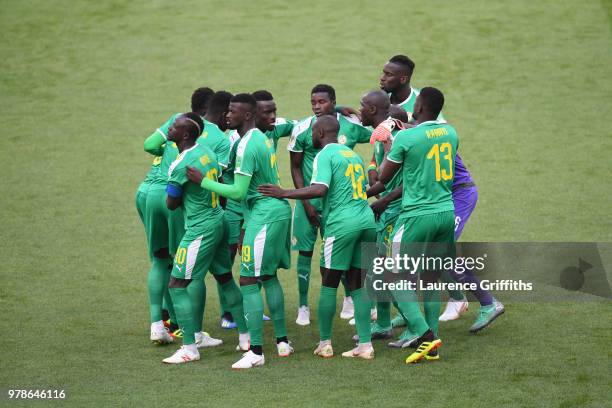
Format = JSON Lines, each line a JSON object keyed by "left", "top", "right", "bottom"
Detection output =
{"left": 340, "top": 273, "right": 350, "bottom": 297}
{"left": 221, "top": 280, "right": 248, "bottom": 333}
{"left": 423, "top": 289, "right": 441, "bottom": 338}
{"left": 376, "top": 301, "right": 391, "bottom": 328}
{"left": 318, "top": 285, "right": 337, "bottom": 341}
{"left": 351, "top": 288, "right": 372, "bottom": 344}
{"left": 147, "top": 258, "right": 171, "bottom": 323}
{"left": 441, "top": 270, "right": 464, "bottom": 301}
{"left": 394, "top": 289, "right": 429, "bottom": 338}
{"left": 169, "top": 286, "right": 195, "bottom": 345}
{"left": 262, "top": 277, "right": 287, "bottom": 339}
{"left": 217, "top": 280, "right": 229, "bottom": 317}
{"left": 240, "top": 284, "right": 264, "bottom": 346}
{"left": 297, "top": 254, "right": 311, "bottom": 307}
{"left": 188, "top": 278, "right": 205, "bottom": 333}
{"left": 163, "top": 263, "right": 176, "bottom": 323}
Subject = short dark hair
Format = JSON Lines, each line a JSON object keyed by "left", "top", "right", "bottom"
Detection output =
{"left": 191, "top": 87, "right": 215, "bottom": 112}
{"left": 182, "top": 112, "right": 204, "bottom": 138}
{"left": 230, "top": 93, "right": 257, "bottom": 113}
{"left": 419, "top": 87, "right": 445, "bottom": 117}
{"left": 207, "top": 91, "right": 233, "bottom": 116}
{"left": 311, "top": 84, "right": 336, "bottom": 101}
{"left": 252, "top": 90, "right": 274, "bottom": 102}
{"left": 389, "top": 55, "right": 415, "bottom": 76}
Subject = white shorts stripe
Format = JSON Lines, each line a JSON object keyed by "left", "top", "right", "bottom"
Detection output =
{"left": 391, "top": 225, "right": 404, "bottom": 274}
{"left": 324, "top": 236, "right": 335, "bottom": 269}
{"left": 253, "top": 225, "right": 267, "bottom": 277}
{"left": 185, "top": 236, "right": 203, "bottom": 279}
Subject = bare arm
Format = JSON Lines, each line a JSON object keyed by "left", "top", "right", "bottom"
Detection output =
{"left": 258, "top": 183, "right": 328, "bottom": 200}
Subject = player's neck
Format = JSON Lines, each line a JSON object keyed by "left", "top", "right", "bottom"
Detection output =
{"left": 414, "top": 113, "right": 436, "bottom": 125}
{"left": 320, "top": 138, "right": 336, "bottom": 149}
{"left": 390, "top": 85, "right": 411, "bottom": 104}
{"left": 177, "top": 139, "right": 196, "bottom": 153}
{"left": 203, "top": 113, "right": 220, "bottom": 126}
{"left": 238, "top": 121, "right": 256, "bottom": 136}
{"left": 371, "top": 113, "right": 388, "bottom": 128}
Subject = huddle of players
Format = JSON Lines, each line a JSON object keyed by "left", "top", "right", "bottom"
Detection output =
{"left": 136, "top": 54, "right": 505, "bottom": 369}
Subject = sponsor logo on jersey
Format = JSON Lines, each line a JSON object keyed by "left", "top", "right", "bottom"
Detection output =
{"left": 200, "top": 155, "right": 210, "bottom": 166}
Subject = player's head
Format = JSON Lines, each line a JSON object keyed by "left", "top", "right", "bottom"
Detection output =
{"left": 380, "top": 55, "right": 415, "bottom": 93}
{"left": 311, "top": 84, "right": 336, "bottom": 117}
{"left": 312, "top": 114, "right": 340, "bottom": 149}
{"left": 359, "top": 90, "right": 390, "bottom": 127}
{"left": 390, "top": 104, "right": 409, "bottom": 123}
{"left": 252, "top": 90, "right": 276, "bottom": 131}
{"left": 167, "top": 112, "right": 204, "bottom": 145}
{"left": 413, "top": 87, "right": 444, "bottom": 121}
{"left": 207, "top": 91, "right": 233, "bottom": 130}
{"left": 227, "top": 93, "right": 257, "bottom": 130}
{"left": 191, "top": 87, "right": 215, "bottom": 115}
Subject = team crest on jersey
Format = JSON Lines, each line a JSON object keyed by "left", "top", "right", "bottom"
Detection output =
{"left": 338, "top": 135, "right": 347, "bottom": 145}
{"left": 200, "top": 155, "right": 210, "bottom": 166}
{"left": 152, "top": 156, "right": 162, "bottom": 165}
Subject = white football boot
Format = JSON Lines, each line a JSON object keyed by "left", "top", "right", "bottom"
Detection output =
{"left": 340, "top": 296, "right": 354, "bottom": 320}
{"left": 232, "top": 351, "right": 265, "bottom": 369}
{"left": 296, "top": 306, "right": 311, "bottom": 326}
{"left": 439, "top": 297, "right": 469, "bottom": 321}
{"left": 162, "top": 345, "right": 200, "bottom": 364}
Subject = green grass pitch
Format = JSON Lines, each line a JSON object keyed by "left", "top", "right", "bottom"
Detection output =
{"left": 1, "top": 0, "right": 611, "bottom": 407}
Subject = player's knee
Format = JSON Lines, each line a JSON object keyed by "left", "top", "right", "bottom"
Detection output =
{"left": 153, "top": 247, "right": 170, "bottom": 259}
{"left": 320, "top": 268, "right": 341, "bottom": 288}
{"left": 299, "top": 250, "right": 313, "bottom": 257}
{"left": 214, "top": 272, "right": 233, "bottom": 285}
{"left": 168, "top": 276, "right": 192, "bottom": 288}
{"left": 239, "top": 276, "right": 258, "bottom": 286}
{"left": 346, "top": 269, "right": 363, "bottom": 292}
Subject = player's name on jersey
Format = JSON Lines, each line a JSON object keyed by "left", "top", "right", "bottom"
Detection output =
{"left": 371, "top": 279, "right": 533, "bottom": 292}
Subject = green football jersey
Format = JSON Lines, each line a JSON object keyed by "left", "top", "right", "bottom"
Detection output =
{"left": 167, "top": 143, "right": 223, "bottom": 229}
{"left": 150, "top": 113, "right": 182, "bottom": 189}
{"left": 265, "top": 118, "right": 295, "bottom": 151}
{"left": 373, "top": 124, "right": 403, "bottom": 214}
{"left": 387, "top": 120, "right": 458, "bottom": 217}
{"left": 287, "top": 113, "right": 372, "bottom": 186}
{"left": 311, "top": 143, "right": 376, "bottom": 235}
{"left": 392, "top": 87, "right": 445, "bottom": 122}
{"left": 235, "top": 128, "right": 291, "bottom": 223}
{"left": 198, "top": 120, "right": 230, "bottom": 168}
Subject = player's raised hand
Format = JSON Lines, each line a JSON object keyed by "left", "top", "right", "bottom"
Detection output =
{"left": 186, "top": 166, "right": 204, "bottom": 184}
{"left": 258, "top": 184, "right": 285, "bottom": 198}
{"left": 338, "top": 106, "right": 361, "bottom": 120}
{"left": 370, "top": 119, "right": 394, "bottom": 144}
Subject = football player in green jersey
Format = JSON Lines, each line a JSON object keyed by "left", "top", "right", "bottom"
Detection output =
{"left": 161, "top": 113, "right": 249, "bottom": 364}
{"left": 252, "top": 90, "right": 295, "bottom": 151}
{"left": 370, "top": 87, "right": 457, "bottom": 364}
{"left": 260, "top": 115, "right": 376, "bottom": 359}
{"left": 380, "top": 54, "right": 445, "bottom": 122}
{"left": 287, "top": 84, "right": 372, "bottom": 326}
{"left": 201, "top": 91, "right": 232, "bottom": 169}
{"left": 199, "top": 90, "right": 243, "bottom": 329}
{"left": 140, "top": 87, "right": 216, "bottom": 344}
{"left": 358, "top": 91, "right": 409, "bottom": 342}
{"left": 186, "top": 94, "right": 293, "bottom": 369}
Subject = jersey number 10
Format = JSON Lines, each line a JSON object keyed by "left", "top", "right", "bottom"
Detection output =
{"left": 427, "top": 142, "right": 453, "bottom": 182}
